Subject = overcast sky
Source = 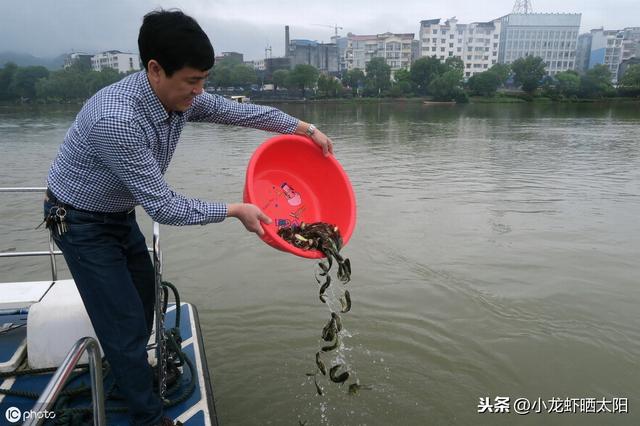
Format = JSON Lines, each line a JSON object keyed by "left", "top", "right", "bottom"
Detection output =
{"left": 1, "top": 0, "right": 637, "bottom": 61}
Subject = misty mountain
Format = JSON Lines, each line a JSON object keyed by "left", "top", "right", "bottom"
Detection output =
{"left": 0, "top": 51, "right": 66, "bottom": 70}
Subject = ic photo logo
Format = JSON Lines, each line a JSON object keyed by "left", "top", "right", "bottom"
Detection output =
{"left": 5, "top": 406, "right": 56, "bottom": 423}
{"left": 5, "top": 406, "right": 21, "bottom": 423}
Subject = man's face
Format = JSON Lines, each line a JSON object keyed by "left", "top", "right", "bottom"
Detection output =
{"left": 153, "top": 65, "right": 209, "bottom": 112}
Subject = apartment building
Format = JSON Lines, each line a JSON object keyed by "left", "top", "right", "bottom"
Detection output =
{"left": 288, "top": 39, "right": 339, "bottom": 73}
{"left": 419, "top": 17, "right": 501, "bottom": 78}
{"left": 343, "top": 32, "right": 414, "bottom": 75}
{"left": 582, "top": 27, "right": 640, "bottom": 83}
{"left": 575, "top": 33, "right": 592, "bottom": 74}
{"left": 498, "top": 13, "right": 581, "bottom": 76}
{"left": 91, "top": 51, "right": 141, "bottom": 73}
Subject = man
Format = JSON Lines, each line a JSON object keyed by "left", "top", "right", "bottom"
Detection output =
{"left": 44, "top": 10, "right": 333, "bottom": 426}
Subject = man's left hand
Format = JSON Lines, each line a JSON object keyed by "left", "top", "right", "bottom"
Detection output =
{"left": 309, "top": 128, "right": 334, "bottom": 157}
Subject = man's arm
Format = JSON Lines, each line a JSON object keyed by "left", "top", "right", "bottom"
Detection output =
{"left": 91, "top": 116, "right": 227, "bottom": 226}
{"left": 188, "top": 93, "right": 334, "bottom": 155}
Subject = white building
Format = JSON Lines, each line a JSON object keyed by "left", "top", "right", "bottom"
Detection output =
{"left": 91, "top": 51, "right": 141, "bottom": 73}
{"left": 344, "top": 32, "right": 414, "bottom": 75}
{"left": 498, "top": 13, "right": 581, "bottom": 76}
{"left": 583, "top": 27, "right": 640, "bottom": 84}
{"left": 419, "top": 17, "right": 501, "bottom": 79}
{"left": 63, "top": 52, "right": 93, "bottom": 69}
{"left": 250, "top": 59, "right": 266, "bottom": 71}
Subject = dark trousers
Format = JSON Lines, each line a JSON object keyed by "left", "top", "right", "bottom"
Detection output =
{"left": 44, "top": 198, "right": 163, "bottom": 426}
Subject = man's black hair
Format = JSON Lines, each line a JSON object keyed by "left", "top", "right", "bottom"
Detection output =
{"left": 138, "top": 9, "right": 214, "bottom": 76}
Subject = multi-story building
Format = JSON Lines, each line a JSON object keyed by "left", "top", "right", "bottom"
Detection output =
{"left": 344, "top": 32, "right": 414, "bottom": 76}
{"left": 419, "top": 17, "right": 501, "bottom": 78}
{"left": 63, "top": 52, "right": 93, "bottom": 70}
{"left": 498, "top": 13, "right": 581, "bottom": 76}
{"left": 586, "top": 27, "right": 640, "bottom": 83}
{"left": 332, "top": 35, "right": 349, "bottom": 72}
{"left": 91, "top": 51, "right": 140, "bottom": 73}
{"left": 215, "top": 51, "right": 243, "bottom": 64}
{"left": 575, "top": 33, "right": 592, "bottom": 74}
{"left": 251, "top": 59, "right": 266, "bottom": 71}
{"left": 287, "top": 39, "right": 339, "bottom": 73}
{"left": 621, "top": 28, "right": 640, "bottom": 59}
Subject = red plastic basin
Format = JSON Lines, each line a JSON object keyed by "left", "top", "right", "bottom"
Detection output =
{"left": 244, "top": 135, "right": 356, "bottom": 258}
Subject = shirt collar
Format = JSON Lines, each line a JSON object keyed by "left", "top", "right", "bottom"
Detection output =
{"left": 139, "top": 71, "right": 170, "bottom": 123}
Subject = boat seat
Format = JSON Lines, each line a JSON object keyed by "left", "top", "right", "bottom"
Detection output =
{"left": 27, "top": 279, "right": 104, "bottom": 369}
{"left": 0, "top": 281, "right": 54, "bottom": 372}
{"left": 0, "top": 281, "right": 54, "bottom": 310}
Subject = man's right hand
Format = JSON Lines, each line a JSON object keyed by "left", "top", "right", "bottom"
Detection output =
{"left": 227, "top": 203, "right": 272, "bottom": 236}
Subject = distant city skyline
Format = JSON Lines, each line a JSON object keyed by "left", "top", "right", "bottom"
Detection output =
{"left": 0, "top": 0, "right": 637, "bottom": 61}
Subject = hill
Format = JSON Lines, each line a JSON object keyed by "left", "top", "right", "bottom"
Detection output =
{"left": 0, "top": 51, "right": 66, "bottom": 70}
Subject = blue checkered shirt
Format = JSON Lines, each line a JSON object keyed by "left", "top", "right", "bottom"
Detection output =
{"left": 47, "top": 71, "right": 298, "bottom": 225}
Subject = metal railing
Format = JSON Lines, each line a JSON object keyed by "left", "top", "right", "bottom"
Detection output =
{"left": 24, "top": 336, "right": 105, "bottom": 426}
{"left": 1, "top": 187, "right": 166, "bottom": 413}
{"left": 0, "top": 187, "right": 60, "bottom": 280}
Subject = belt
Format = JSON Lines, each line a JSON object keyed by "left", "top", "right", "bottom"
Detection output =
{"left": 45, "top": 188, "right": 134, "bottom": 216}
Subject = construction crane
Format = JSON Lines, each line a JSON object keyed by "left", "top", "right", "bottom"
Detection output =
{"left": 312, "top": 23, "right": 344, "bottom": 38}
{"left": 512, "top": 0, "right": 533, "bottom": 14}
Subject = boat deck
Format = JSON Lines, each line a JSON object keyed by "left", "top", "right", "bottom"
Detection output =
{"left": 0, "top": 301, "right": 217, "bottom": 425}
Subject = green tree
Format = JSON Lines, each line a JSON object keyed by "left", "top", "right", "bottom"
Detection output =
{"left": 231, "top": 64, "right": 257, "bottom": 88}
{"left": 579, "top": 64, "right": 613, "bottom": 98}
{"left": 209, "top": 62, "right": 233, "bottom": 88}
{"left": 511, "top": 56, "right": 546, "bottom": 94}
{"left": 317, "top": 74, "right": 342, "bottom": 98}
{"left": 272, "top": 69, "right": 289, "bottom": 90}
{"left": 554, "top": 70, "right": 580, "bottom": 97}
{"left": 364, "top": 57, "right": 391, "bottom": 96}
{"left": 317, "top": 74, "right": 331, "bottom": 97}
{"left": 342, "top": 68, "right": 365, "bottom": 96}
{"left": 36, "top": 69, "right": 88, "bottom": 101}
{"left": 390, "top": 68, "right": 413, "bottom": 97}
{"left": 86, "top": 68, "right": 122, "bottom": 95}
{"left": 428, "top": 70, "right": 463, "bottom": 101}
{"left": 467, "top": 71, "right": 502, "bottom": 97}
{"left": 618, "top": 64, "right": 640, "bottom": 96}
{"left": 488, "top": 63, "right": 511, "bottom": 84}
{"left": 287, "top": 64, "right": 319, "bottom": 97}
{"left": 410, "top": 56, "right": 446, "bottom": 95}
{"left": 444, "top": 57, "right": 464, "bottom": 75}
{"left": 0, "top": 62, "right": 18, "bottom": 100}
{"left": 8, "top": 66, "right": 49, "bottom": 99}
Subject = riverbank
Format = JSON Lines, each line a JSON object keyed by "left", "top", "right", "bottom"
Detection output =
{"left": 2, "top": 95, "right": 638, "bottom": 109}
{"left": 254, "top": 95, "right": 640, "bottom": 105}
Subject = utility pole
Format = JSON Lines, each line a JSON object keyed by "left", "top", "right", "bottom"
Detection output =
{"left": 512, "top": 0, "right": 533, "bottom": 14}
{"left": 312, "top": 23, "right": 344, "bottom": 38}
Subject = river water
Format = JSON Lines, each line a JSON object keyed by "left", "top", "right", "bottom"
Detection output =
{"left": 1, "top": 102, "right": 639, "bottom": 425}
